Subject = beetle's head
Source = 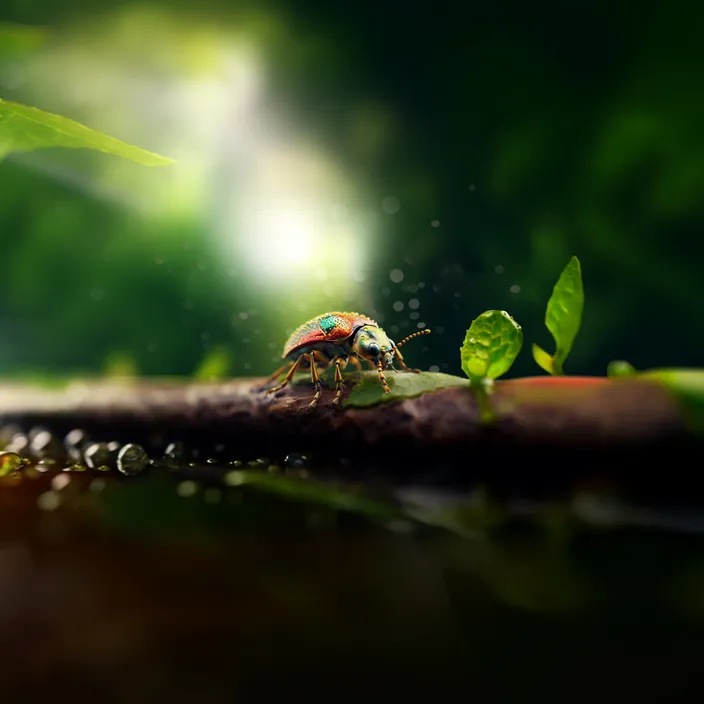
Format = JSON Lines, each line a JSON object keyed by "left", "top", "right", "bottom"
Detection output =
{"left": 352, "top": 325, "right": 395, "bottom": 368}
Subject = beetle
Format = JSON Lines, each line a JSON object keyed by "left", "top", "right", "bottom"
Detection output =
{"left": 265, "top": 311, "right": 431, "bottom": 409}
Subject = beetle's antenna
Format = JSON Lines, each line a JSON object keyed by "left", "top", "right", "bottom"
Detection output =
{"left": 394, "top": 329, "right": 431, "bottom": 350}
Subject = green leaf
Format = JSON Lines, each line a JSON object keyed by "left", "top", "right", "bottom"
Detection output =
{"left": 607, "top": 360, "right": 637, "bottom": 378}
{"left": 0, "top": 99, "right": 175, "bottom": 165}
{"left": 343, "top": 371, "right": 470, "bottom": 408}
{"left": 532, "top": 343, "right": 555, "bottom": 375}
{"left": 533, "top": 256, "right": 583, "bottom": 375}
{"left": 460, "top": 310, "right": 523, "bottom": 381}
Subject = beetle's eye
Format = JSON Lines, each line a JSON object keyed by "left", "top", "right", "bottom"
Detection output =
{"left": 367, "top": 343, "right": 380, "bottom": 357}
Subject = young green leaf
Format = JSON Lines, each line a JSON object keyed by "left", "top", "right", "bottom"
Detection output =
{"left": 460, "top": 310, "right": 523, "bottom": 381}
{"left": 0, "top": 99, "right": 174, "bottom": 165}
{"left": 532, "top": 256, "right": 583, "bottom": 375}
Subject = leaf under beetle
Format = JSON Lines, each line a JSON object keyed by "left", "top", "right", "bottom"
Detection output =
{"left": 460, "top": 310, "right": 523, "bottom": 381}
{"left": 343, "top": 371, "right": 470, "bottom": 408}
{"left": 0, "top": 99, "right": 174, "bottom": 165}
{"left": 532, "top": 256, "right": 583, "bottom": 375}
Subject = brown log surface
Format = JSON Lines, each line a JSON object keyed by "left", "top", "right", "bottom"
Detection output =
{"left": 0, "top": 375, "right": 691, "bottom": 458}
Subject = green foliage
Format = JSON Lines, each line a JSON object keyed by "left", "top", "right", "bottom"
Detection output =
{"left": 643, "top": 369, "right": 704, "bottom": 436}
{"left": 343, "top": 371, "right": 470, "bottom": 408}
{"left": 607, "top": 360, "right": 637, "bottom": 378}
{"left": 0, "top": 22, "right": 46, "bottom": 60}
{"left": 194, "top": 346, "right": 234, "bottom": 380}
{"left": 0, "top": 99, "right": 174, "bottom": 164}
{"left": 460, "top": 310, "right": 523, "bottom": 381}
{"left": 103, "top": 351, "right": 139, "bottom": 378}
{"left": 532, "top": 256, "right": 584, "bottom": 375}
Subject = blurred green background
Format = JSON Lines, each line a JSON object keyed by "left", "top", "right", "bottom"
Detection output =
{"left": 0, "top": 0, "right": 702, "bottom": 381}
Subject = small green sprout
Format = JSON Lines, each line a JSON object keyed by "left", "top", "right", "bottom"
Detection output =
{"left": 461, "top": 310, "right": 523, "bottom": 382}
{"left": 532, "top": 256, "right": 584, "bottom": 375}
{"left": 607, "top": 360, "right": 637, "bottom": 378}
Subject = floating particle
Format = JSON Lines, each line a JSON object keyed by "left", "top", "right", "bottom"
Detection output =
{"left": 408, "top": 298, "right": 420, "bottom": 309}
{"left": 495, "top": 264, "right": 505, "bottom": 274}
{"left": 510, "top": 284, "right": 521, "bottom": 294}
{"left": 429, "top": 365, "right": 440, "bottom": 372}
{"left": 431, "top": 220, "right": 440, "bottom": 228}
{"left": 389, "top": 269, "right": 404, "bottom": 284}
{"left": 381, "top": 196, "right": 401, "bottom": 214}
{"left": 393, "top": 301, "right": 404, "bottom": 312}
{"left": 417, "top": 322, "right": 426, "bottom": 329}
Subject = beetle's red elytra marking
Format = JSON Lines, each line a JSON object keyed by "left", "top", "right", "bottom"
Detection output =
{"left": 282, "top": 311, "right": 377, "bottom": 358}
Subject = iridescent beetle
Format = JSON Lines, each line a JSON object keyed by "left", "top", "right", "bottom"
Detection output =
{"left": 266, "top": 311, "right": 431, "bottom": 409}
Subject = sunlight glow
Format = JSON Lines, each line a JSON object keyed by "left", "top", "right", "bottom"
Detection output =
{"left": 16, "top": 6, "right": 375, "bottom": 302}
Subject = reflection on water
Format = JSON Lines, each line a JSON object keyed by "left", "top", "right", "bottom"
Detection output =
{"left": 0, "top": 428, "right": 701, "bottom": 700}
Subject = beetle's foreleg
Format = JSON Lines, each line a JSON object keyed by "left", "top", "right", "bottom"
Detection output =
{"left": 309, "top": 352, "right": 323, "bottom": 409}
{"left": 267, "top": 360, "right": 294, "bottom": 383}
{"left": 331, "top": 357, "right": 346, "bottom": 406}
{"left": 394, "top": 347, "right": 421, "bottom": 374}
{"left": 266, "top": 354, "right": 304, "bottom": 395}
{"left": 377, "top": 360, "right": 391, "bottom": 393}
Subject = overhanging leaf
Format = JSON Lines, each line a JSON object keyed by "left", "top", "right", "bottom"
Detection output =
{"left": 460, "top": 310, "right": 523, "bottom": 381}
{"left": 0, "top": 99, "right": 174, "bottom": 165}
{"left": 532, "top": 256, "right": 583, "bottom": 375}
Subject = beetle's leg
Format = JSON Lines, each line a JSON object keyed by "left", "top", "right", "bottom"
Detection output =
{"left": 331, "top": 357, "right": 346, "bottom": 406}
{"left": 377, "top": 360, "right": 391, "bottom": 393}
{"left": 309, "top": 352, "right": 324, "bottom": 409}
{"left": 348, "top": 356, "right": 363, "bottom": 373}
{"left": 266, "top": 354, "right": 304, "bottom": 395}
{"left": 267, "top": 360, "right": 293, "bottom": 383}
{"left": 311, "top": 350, "right": 330, "bottom": 375}
{"left": 394, "top": 347, "right": 421, "bottom": 374}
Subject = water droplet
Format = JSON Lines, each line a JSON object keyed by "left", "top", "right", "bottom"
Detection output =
{"left": 494, "top": 264, "right": 505, "bottom": 274}
{"left": 431, "top": 220, "right": 440, "bottom": 228}
{"left": 429, "top": 365, "right": 440, "bottom": 372}
{"left": 417, "top": 322, "right": 426, "bottom": 329}
{"left": 389, "top": 269, "right": 404, "bottom": 284}
{"left": 409, "top": 312, "right": 420, "bottom": 320}
{"left": 117, "top": 444, "right": 149, "bottom": 476}
{"left": 510, "top": 284, "right": 521, "bottom": 294}
{"left": 381, "top": 196, "right": 401, "bottom": 214}
{"left": 164, "top": 442, "right": 186, "bottom": 462}
{"left": 83, "top": 443, "right": 113, "bottom": 470}
{"left": 393, "top": 301, "right": 404, "bottom": 312}
{"left": 29, "top": 430, "right": 64, "bottom": 461}
{"left": 408, "top": 298, "right": 420, "bottom": 309}
{"left": 0, "top": 452, "right": 23, "bottom": 476}
{"left": 285, "top": 452, "right": 311, "bottom": 470}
